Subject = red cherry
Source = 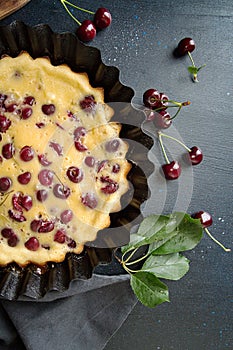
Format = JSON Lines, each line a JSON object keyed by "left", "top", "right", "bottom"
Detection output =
{"left": 0, "top": 177, "right": 12, "bottom": 192}
{"left": 20, "top": 146, "right": 34, "bottom": 161}
{"left": 192, "top": 211, "right": 213, "bottom": 228}
{"left": 177, "top": 37, "right": 195, "bottom": 56}
{"left": 189, "top": 146, "right": 203, "bottom": 165}
{"left": 143, "top": 89, "right": 160, "bottom": 109}
{"left": 162, "top": 161, "right": 181, "bottom": 180}
{"left": 154, "top": 110, "right": 172, "bottom": 129}
{"left": 17, "top": 172, "right": 31, "bottom": 185}
{"left": 76, "top": 20, "right": 96, "bottom": 42}
{"left": 2, "top": 143, "right": 15, "bottom": 159}
{"left": 54, "top": 230, "right": 66, "bottom": 244}
{"left": 94, "top": 8, "right": 112, "bottom": 29}
{"left": 42, "top": 104, "right": 55, "bottom": 115}
{"left": 0, "top": 115, "right": 11, "bottom": 132}
{"left": 25, "top": 237, "right": 40, "bottom": 251}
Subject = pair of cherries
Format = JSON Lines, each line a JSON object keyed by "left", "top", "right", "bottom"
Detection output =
{"left": 143, "top": 87, "right": 202, "bottom": 181}
{"left": 60, "top": 1, "right": 112, "bottom": 42}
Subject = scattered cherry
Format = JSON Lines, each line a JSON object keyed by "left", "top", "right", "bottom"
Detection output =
{"left": 74, "top": 126, "right": 86, "bottom": 139}
{"left": 60, "top": 209, "right": 73, "bottom": 224}
{"left": 1, "top": 228, "right": 15, "bottom": 239}
{"left": 21, "top": 107, "right": 33, "bottom": 119}
{"left": 74, "top": 140, "right": 88, "bottom": 152}
{"left": 23, "top": 95, "right": 35, "bottom": 106}
{"left": 49, "top": 141, "right": 63, "bottom": 156}
{"left": 76, "top": 20, "right": 96, "bottom": 42}
{"left": 81, "top": 193, "right": 98, "bottom": 209}
{"left": 162, "top": 161, "right": 181, "bottom": 180}
{"left": 2, "top": 143, "right": 15, "bottom": 159}
{"left": 94, "top": 7, "right": 112, "bottom": 29}
{"left": 66, "top": 166, "right": 83, "bottom": 183}
{"left": 30, "top": 219, "right": 54, "bottom": 233}
{"left": 84, "top": 156, "right": 95, "bottom": 167}
{"left": 143, "top": 89, "right": 161, "bottom": 109}
{"left": 193, "top": 211, "right": 231, "bottom": 252}
{"left": 177, "top": 37, "right": 195, "bottom": 56}
{"left": 17, "top": 171, "right": 31, "bottom": 185}
{"left": 175, "top": 37, "right": 205, "bottom": 82}
{"left": 105, "top": 139, "right": 120, "bottom": 153}
{"left": 42, "top": 104, "right": 55, "bottom": 115}
{"left": 0, "top": 177, "right": 12, "bottom": 192}
{"left": 189, "top": 146, "right": 203, "bottom": 165}
{"left": 38, "top": 154, "right": 52, "bottom": 166}
{"left": 8, "top": 234, "right": 19, "bottom": 247}
{"left": 36, "top": 189, "right": 48, "bottom": 202}
{"left": 147, "top": 110, "right": 172, "bottom": 129}
{"left": 54, "top": 230, "right": 66, "bottom": 244}
{"left": 20, "top": 145, "right": 34, "bottom": 161}
{"left": 38, "top": 169, "right": 54, "bottom": 186}
{"left": 25, "top": 237, "right": 40, "bottom": 251}
{"left": 53, "top": 184, "right": 71, "bottom": 199}
{"left": 0, "top": 115, "right": 11, "bottom": 132}
{"left": 79, "top": 95, "right": 96, "bottom": 112}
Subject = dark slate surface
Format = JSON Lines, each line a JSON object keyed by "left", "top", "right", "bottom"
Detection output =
{"left": 1, "top": 0, "right": 232, "bottom": 349}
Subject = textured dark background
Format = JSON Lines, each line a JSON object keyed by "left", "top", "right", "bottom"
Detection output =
{"left": 1, "top": 0, "right": 232, "bottom": 349}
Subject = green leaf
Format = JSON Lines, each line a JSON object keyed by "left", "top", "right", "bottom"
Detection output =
{"left": 141, "top": 253, "right": 190, "bottom": 280}
{"left": 130, "top": 271, "right": 169, "bottom": 308}
{"left": 151, "top": 213, "right": 203, "bottom": 255}
{"left": 188, "top": 66, "right": 199, "bottom": 75}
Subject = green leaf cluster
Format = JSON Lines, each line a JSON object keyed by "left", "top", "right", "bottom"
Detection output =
{"left": 120, "top": 212, "right": 203, "bottom": 308}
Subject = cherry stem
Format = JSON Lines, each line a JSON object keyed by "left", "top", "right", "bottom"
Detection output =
{"left": 159, "top": 132, "right": 191, "bottom": 152}
{"left": 62, "top": 0, "right": 94, "bottom": 14}
{"left": 158, "top": 132, "right": 170, "bottom": 164}
{"left": 60, "top": 0, "right": 81, "bottom": 25}
{"left": 125, "top": 251, "right": 150, "bottom": 266}
{"left": 187, "top": 51, "right": 198, "bottom": 82}
{"left": 205, "top": 228, "right": 231, "bottom": 252}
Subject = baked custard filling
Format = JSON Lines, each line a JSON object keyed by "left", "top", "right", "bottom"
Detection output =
{"left": 0, "top": 53, "right": 130, "bottom": 266}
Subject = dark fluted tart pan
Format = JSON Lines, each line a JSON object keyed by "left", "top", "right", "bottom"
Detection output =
{"left": 0, "top": 21, "right": 154, "bottom": 300}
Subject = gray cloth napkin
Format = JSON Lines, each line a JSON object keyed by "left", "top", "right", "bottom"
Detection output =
{"left": 0, "top": 274, "right": 137, "bottom": 350}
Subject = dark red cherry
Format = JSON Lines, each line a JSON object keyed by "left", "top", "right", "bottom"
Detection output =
{"left": 2, "top": 143, "right": 15, "bottom": 159}
{"left": 66, "top": 166, "right": 83, "bottom": 183}
{"left": 23, "top": 96, "right": 35, "bottom": 106}
{"left": 112, "top": 163, "right": 120, "bottom": 173}
{"left": 94, "top": 7, "right": 112, "bottom": 29}
{"left": 97, "top": 160, "right": 107, "bottom": 173}
{"left": 38, "top": 154, "right": 52, "bottom": 166}
{"left": 177, "top": 37, "right": 195, "bottom": 56}
{"left": 100, "top": 176, "right": 119, "bottom": 194}
{"left": 8, "top": 209, "right": 26, "bottom": 222}
{"left": 0, "top": 115, "right": 11, "bottom": 132}
{"left": 30, "top": 219, "right": 54, "bottom": 233}
{"left": 60, "top": 209, "right": 73, "bottom": 224}
{"left": 76, "top": 20, "right": 96, "bottom": 42}
{"left": 67, "top": 238, "right": 76, "bottom": 248}
{"left": 0, "top": 177, "right": 12, "bottom": 192}
{"left": 21, "top": 107, "right": 33, "bottom": 119}
{"left": 74, "top": 140, "right": 88, "bottom": 152}
{"left": 81, "top": 193, "right": 98, "bottom": 209}
{"left": 105, "top": 139, "right": 120, "bottom": 152}
{"left": 158, "top": 92, "right": 169, "bottom": 109}
{"left": 42, "top": 104, "right": 55, "bottom": 115}
{"left": 189, "top": 146, "right": 203, "bottom": 165}
{"left": 38, "top": 169, "right": 54, "bottom": 186}
{"left": 36, "top": 122, "right": 45, "bottom": 128}
{"left": 162, "top": 161, "right": 181, "bottom": 180}
{"left": 192, "top": 211, "right": 213, "bottom": 228}
{"left": 143, "top": 89, "right": 160, "bottom": 109}
{"left": 36, "top": 189, "right": 48, "bottom": 202}
{"left": 20, "top": 145, "right": 34, "bottom": 161}
{"left": 53, "top": 184, "right": 71, "bottom": 199}
{"left": 79, "top": 95, "right": 96, "bottom": 113}
{"left": 12, "top": 193, "right": 32, "bottom": 212}
{"left": 74, "top": 126, "right": 86, "bottom": 139}
{"left": 54, "top": 230, "right": 66, "bottom": 244}
{"left": 7, "top": 234, "right": 19, "bottom": 247}
{"left": 17, "top": 171, "right": 31, "bottom": 184}
{"left": 25, "top": 237, "right": 40, "bottom": 251}
{"left": 1, "top": 228, "right": 15, "bottom": 238}
{"left": 153, "top": 110, "right": 172, "bottom": 129}
{"left": 85, "top": 156, "right": 95, "bottom": 167}
{"left": 49, "top": 142, "right": 63, "bottom": 156}
{"left": 6, "top": 103, "right": 17, "bottom": 113}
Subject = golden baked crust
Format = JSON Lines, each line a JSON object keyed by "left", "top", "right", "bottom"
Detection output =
{"left": 0, "top": 53, "right": 131, "bottom": 266}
